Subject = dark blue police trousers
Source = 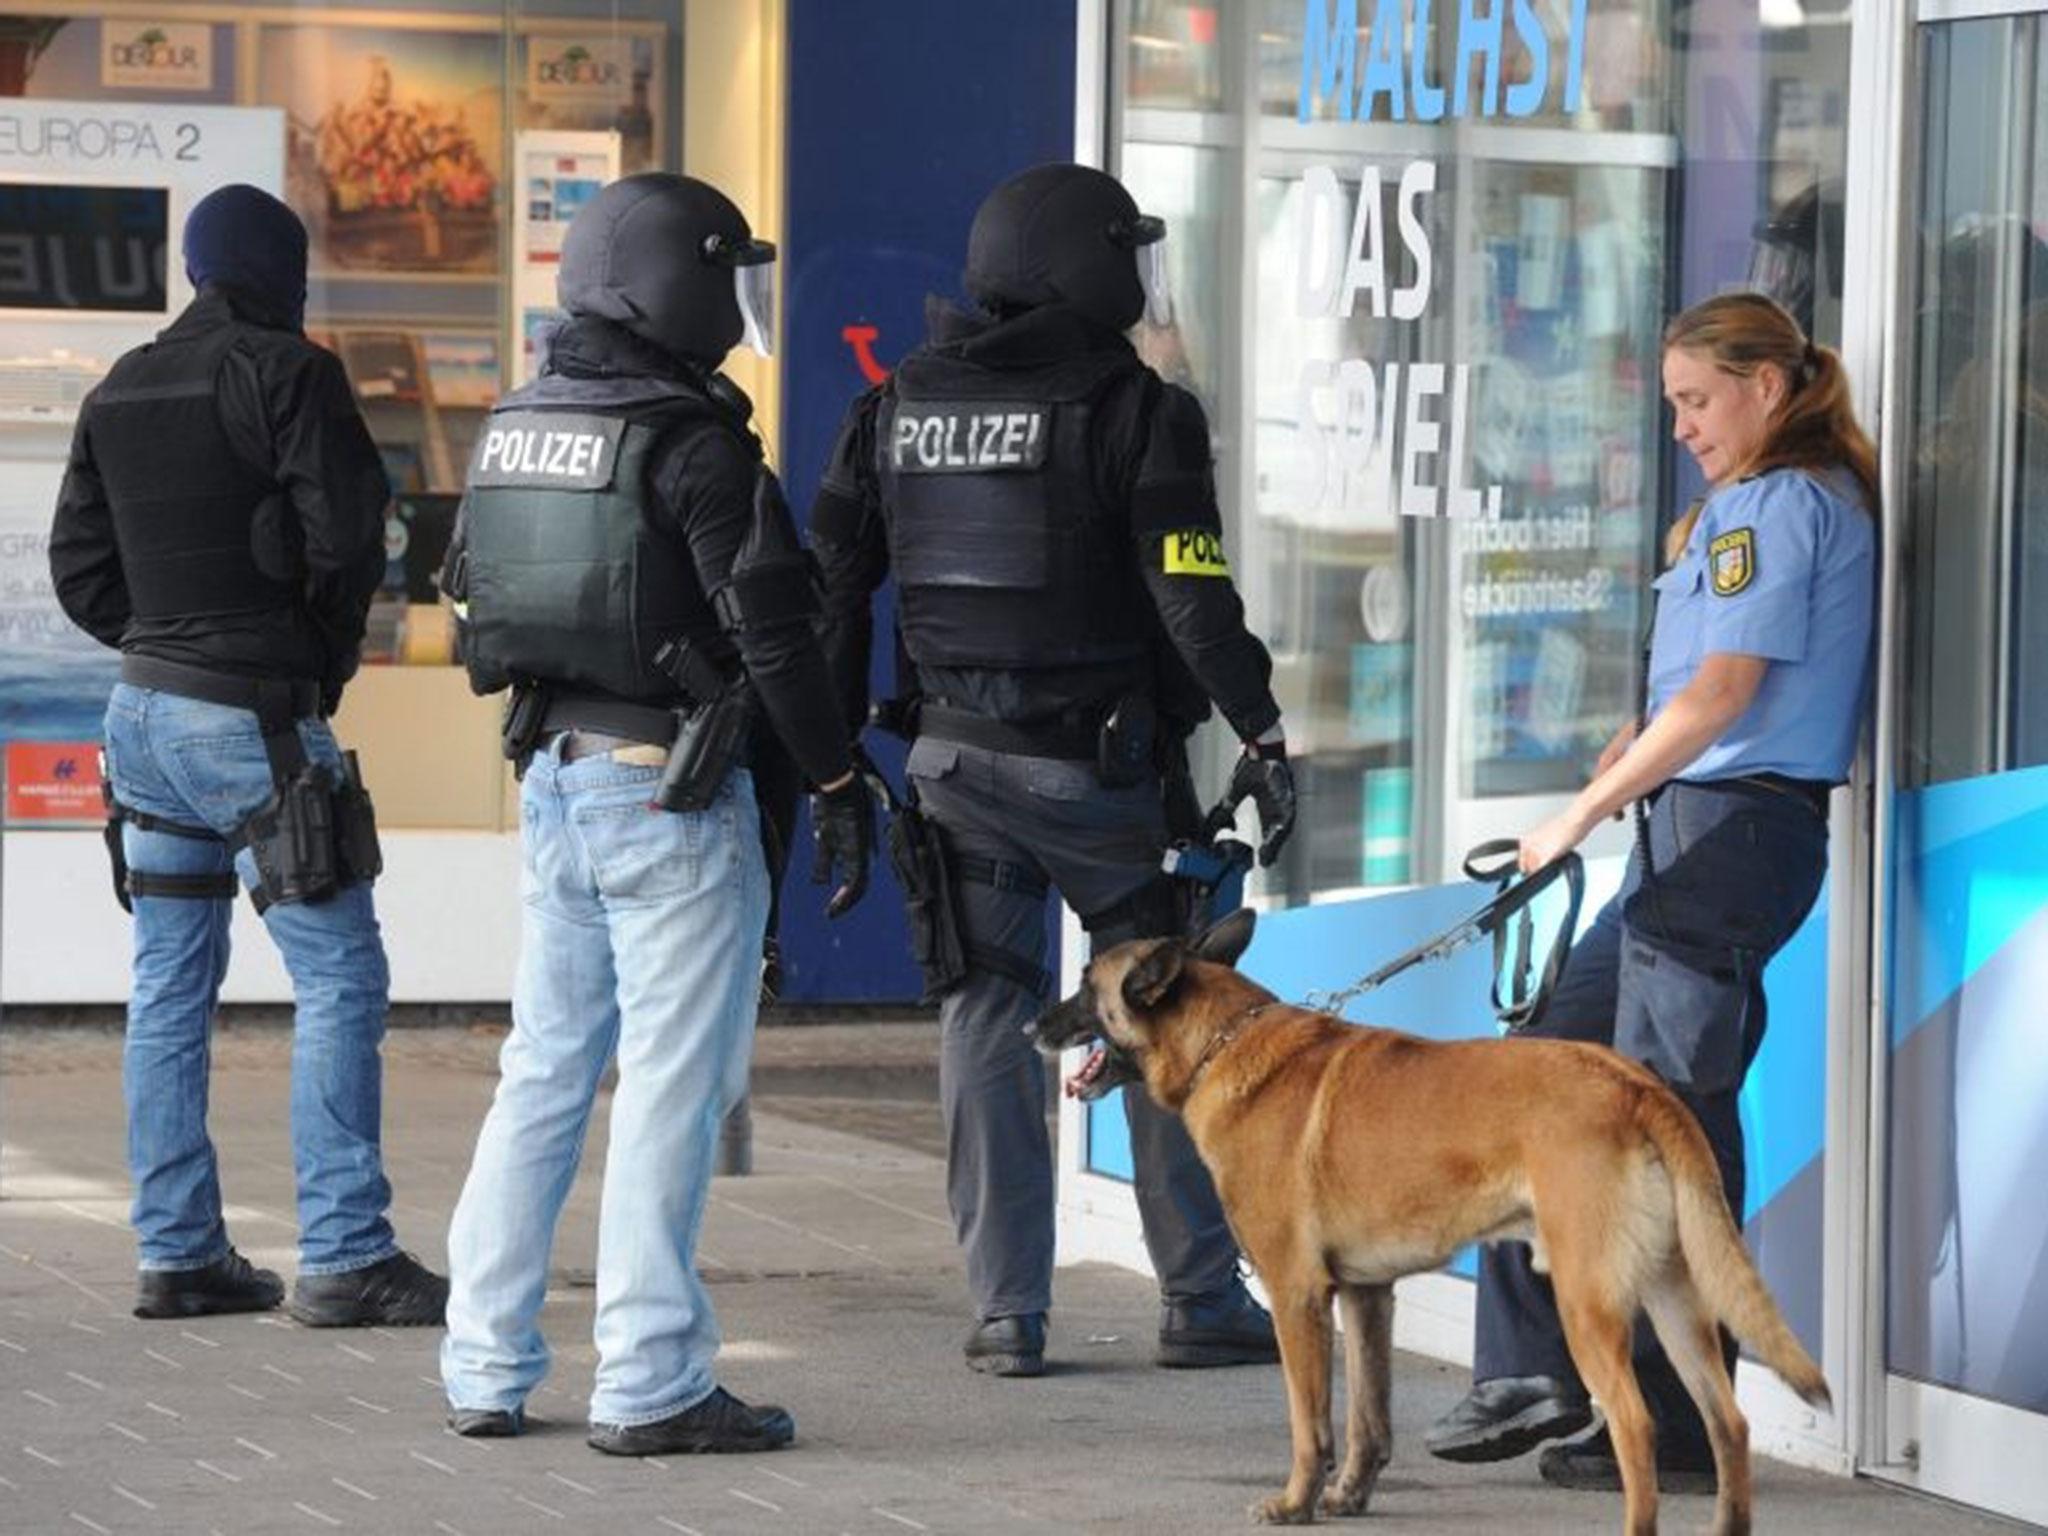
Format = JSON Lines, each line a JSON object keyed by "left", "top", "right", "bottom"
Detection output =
{"left": 1472, "top": 777, "right": 1828, "bottom": 1452}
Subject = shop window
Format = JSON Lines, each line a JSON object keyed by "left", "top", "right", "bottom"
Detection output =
{"left": 1115, "top": 0, "right": 1859, "bottom": 902}
{"left": 1, "top": 1, "right": 679, "bottom": 668}
{"left": 1904, "top": 16, "right": 2048, "bottom": 788}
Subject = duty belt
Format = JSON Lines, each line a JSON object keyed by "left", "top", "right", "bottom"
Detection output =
{"left": 121, "top": 654, "right": 321, "bottom": 724}
{"left": 918, "top": 704, "right": 1097, "bottom": 762}
{"left": 1729, "top": 772, "right": 1832, "bottom": 820}
{"left": 538, "top": 694, "right": 678, "bottom": 748}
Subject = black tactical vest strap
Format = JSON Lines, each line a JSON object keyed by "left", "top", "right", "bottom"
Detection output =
{"left": 89, "top": 325, "right": 297, "bottom": 621}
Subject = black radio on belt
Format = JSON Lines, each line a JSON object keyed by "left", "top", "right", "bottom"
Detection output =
{"left": 651, "top": 638, "right": 755, "bottom": 813}
{"left": 1097, "top": 693, "right": 1157, "bottom": 789}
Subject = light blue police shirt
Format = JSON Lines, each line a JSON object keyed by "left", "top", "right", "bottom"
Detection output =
{"left": 1646, "top": 466, "right": 1876, "bottom": 783}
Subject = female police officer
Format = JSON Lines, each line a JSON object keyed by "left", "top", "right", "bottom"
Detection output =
{"left": 1425, "top": 292, "right": 1878, "bottom": 1491}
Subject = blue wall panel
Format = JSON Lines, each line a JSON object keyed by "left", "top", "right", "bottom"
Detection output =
{"left": 778, "top": 1, "right": 1077, "bottom": 1000}
{"left": 1887, "top": 762, "right": 2048, "bottom": 1413}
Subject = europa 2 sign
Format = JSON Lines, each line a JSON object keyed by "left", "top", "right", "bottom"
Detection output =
{"left": 1285, "top": 0, "right": 1592, "bottom": 523}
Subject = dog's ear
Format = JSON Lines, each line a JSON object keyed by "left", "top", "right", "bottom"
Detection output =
{"left": 1121, "top": 940, "right": 1187, "bottom": 1012}
{"left": 1189, "top": 908, "right": 1256, "bottom": 968}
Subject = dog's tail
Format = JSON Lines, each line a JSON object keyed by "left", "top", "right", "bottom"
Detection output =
{"left": 1637, "top": 1088, "right": 1832, "bottom": 1412}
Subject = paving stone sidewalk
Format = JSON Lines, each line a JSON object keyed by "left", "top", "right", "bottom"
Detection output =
{"left": 0, "top": 1025, "right": 2018, "bottom": 1535}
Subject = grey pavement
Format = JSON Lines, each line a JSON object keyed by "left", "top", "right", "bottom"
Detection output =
{"left": 0, "top": 1021, "right": 2018, "bottom": 1535}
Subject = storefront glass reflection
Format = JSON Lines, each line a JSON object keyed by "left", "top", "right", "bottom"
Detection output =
{"left": 1120, "top": 0, "right": 1854, "bottom": 900}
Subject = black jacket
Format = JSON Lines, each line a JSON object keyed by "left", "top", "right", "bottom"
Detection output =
{"left": 49, "top": 284, "right": 389, "bottom": 702}
{"left": 455, "top": 315, "right": 852, "bottom": 787}
{"left": 812, "top": 301, "right": 1280, "bottom": 742}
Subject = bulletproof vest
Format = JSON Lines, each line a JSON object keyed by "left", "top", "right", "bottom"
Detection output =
{"left": 88, "top": 324, "right": 298, "bottom": 622}
{"left": 458, "top": 384, "right": 737, "bottom": 701}
{"left": 875, "top": 348, "right": 1151, "bottom": 671}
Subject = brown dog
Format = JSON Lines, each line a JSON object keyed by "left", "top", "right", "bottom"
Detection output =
{"left": 1031, "top": 909, "right": 1829, "bottom": 1535}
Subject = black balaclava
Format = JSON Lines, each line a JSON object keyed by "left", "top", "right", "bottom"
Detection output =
{"left": 182, "top": 184, "right": 308, "bottom": 329}
{"left": 557, "top": 173, "right": 752, "bottom": 367}
{"left": 964, "top": 164, "right": 1147, "bottom": 332}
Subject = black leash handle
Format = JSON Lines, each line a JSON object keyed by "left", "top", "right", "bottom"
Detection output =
{"left": 1464, "top": 840, "right": 1585, "bottom": 1032}
{"left": 1303, "top": 839, "right": 1583, "bottom": 1028}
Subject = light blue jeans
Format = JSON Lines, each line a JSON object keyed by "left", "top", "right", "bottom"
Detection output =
{"left": 102, "top": 682, "right": 397, "bottom": 1275}
{"left": 441, "top": 742, "right": 768, "bottom": 1427}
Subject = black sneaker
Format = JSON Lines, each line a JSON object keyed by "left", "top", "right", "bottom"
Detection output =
{"left": 1425, "top": 1375, "right": 1594, "bottom": 1463}
{"left": 964, "top": 1313, "right": 1047, "bottom": 1377}
{"left": 289, "top": 1251, "right": 448, "bottom": 1328}
{"left": 134, "top": 1249, "right": 284, "bottom": 1320}
{"left": 1537, "top": 1426, "right": 1719, "bottom": 1495}
{"left": 449, "top": 1407, "right": 524, "bottom": 1438}
{"left": 1157, "top": 1283, "right": 1279, "bottom": 1368}
{"left": 587, "top": 1387, "right": 794, "bottom": 1456}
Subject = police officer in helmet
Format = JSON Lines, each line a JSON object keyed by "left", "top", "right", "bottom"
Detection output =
{"left": 49, "top": 184, "right": 447, "bottom": 1328}
{"left": 813, "top": 162, "right": 1296, "bottom": 1377}
{"left": 439, "top": 173, "right": 872, "bottom": 1451}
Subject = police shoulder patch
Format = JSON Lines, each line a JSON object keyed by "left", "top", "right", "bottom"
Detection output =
{"left": 1708, "top": 526, "right": 1756, "bottom": 596}
{"left": 1163, "top": 527, "right": 1230, "bottom": 577}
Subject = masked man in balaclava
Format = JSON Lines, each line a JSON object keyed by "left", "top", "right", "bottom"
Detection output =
{"left": 811, "top": 163, "right": 1296, "bottom": 1378}
{"left": 49, "top": 183, "right": 448, "bottom": 1329}
{"left": 438, "top": 173, "right": 872, "bottom": 1453}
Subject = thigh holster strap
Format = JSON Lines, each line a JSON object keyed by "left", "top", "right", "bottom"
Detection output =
{"left": 102, "top": 795, "right": 229, "bottom": 912}
{"left": 965, "top": 943, "right": 1052, "bottom": 999}
{"left": 950, "top": 853, "right": 1050, "bottom": 900}
{"left": 1081, "top": 874, "right": 1183, "bottom": 940}
{"left": 947, "top": 854, "right": 1052, "bottom": 996}
{"left": 127, "top": 870, "right": 239, "bottom": 900}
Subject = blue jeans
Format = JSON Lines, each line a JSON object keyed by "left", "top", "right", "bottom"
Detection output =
{"left": 441, "top": 744, "right": 768, "bottom": 1427}
{"left": 101, "top": 683, "right": 396, "bottom": 1275}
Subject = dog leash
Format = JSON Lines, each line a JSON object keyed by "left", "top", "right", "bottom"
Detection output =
{"left": 1303, "top": 840, "right": 1584, "bottom": 1032}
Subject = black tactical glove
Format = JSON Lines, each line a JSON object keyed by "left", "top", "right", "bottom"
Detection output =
{"left": 810, "top": 774, "right": 874, "bottom": 919}
{"left": 1201, "top": 745, "right": 1297, "bottom": 867}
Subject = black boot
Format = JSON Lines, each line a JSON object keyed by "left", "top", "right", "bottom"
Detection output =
{"left": 1538, "top": 1426, "right": 1719, "bottom": 1495}
{"left": 588, "top": 1387, "right": 794, "bottom": 1455}
{"left": 289, "top": 1251, "right": 448, "bottom": 1328}
{"left": 1424, "top": 1376, "right": 1594, "bottom": 1463}
{"left": 448, "top": 1407, "right": 524, "bottom": 1438}
{"left": 1157, "top": 1283, "right": 1279, "bottom": 1368}
{"left": 134, "top": 1249, "right": 284, "bottom": 1320}
{"left": 964, "top": 1313, "right": 1046, "bottom": 1377}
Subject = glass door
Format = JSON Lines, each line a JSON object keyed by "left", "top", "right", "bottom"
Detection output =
{"left": 1883, "top": 9, "right": 2048, "bottom": 1524}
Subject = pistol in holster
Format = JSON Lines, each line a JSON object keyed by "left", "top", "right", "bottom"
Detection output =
{"left": 651, "top": 638, "right": 755, "bottom": 814}
{"left": 501, "top": 682, "right": 550, "bottom": 777}
{"left": 232, "top": 728, "right": 381, "bottom": 914}
{"left": 876, "top": 776, "right": 967, "bottom": 1003}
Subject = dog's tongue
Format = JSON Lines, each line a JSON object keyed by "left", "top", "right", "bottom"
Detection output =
{"left": 1064, "top": 1045, "right": 1109, "bottom": 1100}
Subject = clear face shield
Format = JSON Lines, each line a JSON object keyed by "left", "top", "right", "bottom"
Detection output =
{"left": 1112, "top": 213, "right": 1173, "bottom": 329}
{"left": 705, "top": 233, "right": 778, "bottom": 360}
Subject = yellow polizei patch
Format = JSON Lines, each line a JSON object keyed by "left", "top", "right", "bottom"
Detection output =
{"left": 1708, "top": 527, "right": 1756, "bottom": 596}
{"left": 1163, "top": 527, "right": 1231, "bottom": 577}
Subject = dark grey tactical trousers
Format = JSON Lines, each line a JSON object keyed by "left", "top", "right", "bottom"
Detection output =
{"left": 904, "top": 735, "right": 1241, "bottom": 1322}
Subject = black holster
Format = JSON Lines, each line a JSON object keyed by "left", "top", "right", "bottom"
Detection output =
{"left": 502, "top": 682, "right": 550, "bottom": 777}
{"left": 237, "top": 765, "right": 341, "bottom": 911}
{"left": 884, "top": 792, "right": 967, "bottom": 1003}
{"left": 332, "top": 750, "right": 383, "bottom": 885}
{"left": 653, "top": 684, "right": 756, "bottom": 813}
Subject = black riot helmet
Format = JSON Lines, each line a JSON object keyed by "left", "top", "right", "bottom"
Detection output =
{"left": 557, "top": 172, "right": 777, "bottom": 366}
{"left": 964, "top": 163, "right": 1170, "bottom": 333}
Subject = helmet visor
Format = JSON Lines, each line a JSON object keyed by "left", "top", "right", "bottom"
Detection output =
{"left": 705, "top": 233, "right": 777, "bottom": 359}
{"left": 734, "top": 262, "right": 776, "bottom": 359}
{"left": 1111, "top": 212, "right": 1172, "bottom": 329}
{"left": 1137, "top": 235, "right": 1173, "bottom": 329}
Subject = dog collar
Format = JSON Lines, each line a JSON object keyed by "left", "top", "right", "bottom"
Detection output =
{"left": 1185, "top": 999, "right": 1279, "bottom": 1093}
